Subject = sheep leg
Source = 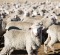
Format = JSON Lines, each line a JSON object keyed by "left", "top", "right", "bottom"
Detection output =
{"left": 47, "top": 36, "right": 57, "bottom": 53}
{"left": 7, "top": 47, "right": 15, "bottom": 55}
{"left": 26, "top": 47, "right": 33, "bottom": 55}
{"left": 47, "top": 41, "right": 55, "bottom": 53}
{"left": 44, "top": 35, "right": 50, "bottom": 53}
{"left": 26, "top": 45, "right": 33, "bottom": 55}
{"left": 0, "top": 46, "right": 11, "bottom": 55}
{"left": 26, "top": 41, "right": 33, "bottom": 55}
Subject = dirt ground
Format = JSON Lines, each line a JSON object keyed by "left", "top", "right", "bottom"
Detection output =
{"left": 0, "top": 42, "right": 60, "bottom": 55}
{"left": 38, "top": 43, "right": 60, "bottom": 55}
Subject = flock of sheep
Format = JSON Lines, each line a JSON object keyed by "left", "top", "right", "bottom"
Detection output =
{"left": 0, "top": 0, "right": 60, "bottom": 55}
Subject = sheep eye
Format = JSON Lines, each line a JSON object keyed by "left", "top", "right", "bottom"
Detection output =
{"left": 46, "top": 16, "right": 48, "bottom": 18}
{"left": 29, "top": 28, "right": 31, "bottom": 30}
{"left": 53, "top": 12, "right": 55, "bottom": 13}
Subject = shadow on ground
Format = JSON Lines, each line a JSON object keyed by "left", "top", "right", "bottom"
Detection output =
{"left": 12, "top": 50, "right": 27, "bottom": 54}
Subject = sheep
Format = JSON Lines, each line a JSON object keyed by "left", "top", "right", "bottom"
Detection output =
{"left": 4, "top": 15, "right": 43, "bottom": 31}
{"left": 40, "top": 12, "right": 57, "bottom": 29}
{"left": 44, "top": 24, "right": 60, "bottom": 54}
{"left": 0, "top": 23, "right": 42, "bottom": 55}
{"left": 5, "top": 21, "right": 33, "bottom": 31}
{"left": 2, "top": 12, "right": 22, "bottom": 32}
{"left": 22, "top": 15, "right": 43, "bottom": 23}
{"left": 38, "top": 13, "right": 58, "bottom": 44}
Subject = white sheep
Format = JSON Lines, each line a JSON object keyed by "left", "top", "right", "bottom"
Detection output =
{"left": 5, "top": 15, "right": 43, "bottom": 31}
{"left": 44, "top": 24, "right": 60, "bottom": 53}
{"left": 5, "top": 21, "right": 33, "bottom": 31}
{"left": 0, "top": 23, "right": 42, "bottom": 55}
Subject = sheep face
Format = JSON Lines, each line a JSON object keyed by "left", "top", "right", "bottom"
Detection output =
{"left": 30, "top": 23, "right": 42, "bottom": 37}
{"left": 0, "top": 23, "right": 41, "bottom": 55}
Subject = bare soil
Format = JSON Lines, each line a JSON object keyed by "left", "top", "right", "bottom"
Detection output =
{"left": 38, "top": 43, "right": 60, "bottom": 55}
